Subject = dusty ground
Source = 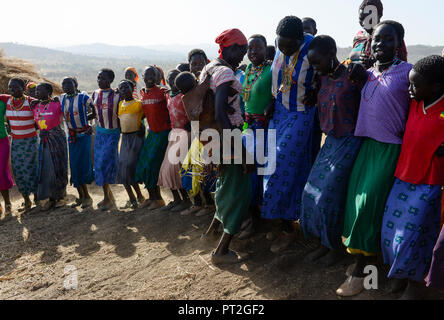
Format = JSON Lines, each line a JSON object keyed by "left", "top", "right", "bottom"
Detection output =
{"left": 1, "top": 183, "right": 443, "bottom": 300}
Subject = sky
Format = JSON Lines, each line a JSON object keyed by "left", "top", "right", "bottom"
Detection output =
{"left": 1, "top": 0, "right": 443, "bottom": 49}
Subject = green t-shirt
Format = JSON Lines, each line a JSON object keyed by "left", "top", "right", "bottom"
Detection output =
{"left": 0, "top": 101, "right": 7, "bottom": 139}
{"left": 242, "top": 63, "right": 273, "bottom": 115}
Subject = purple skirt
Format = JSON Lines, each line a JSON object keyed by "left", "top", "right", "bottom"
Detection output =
{"left": 0, "top": 137, "right": 13, "bottom": 190}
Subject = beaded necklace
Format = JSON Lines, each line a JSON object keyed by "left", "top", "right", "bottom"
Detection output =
{"left": 242, "top": 62, "right": 267, "bottom": 102}
{"left": 10, "top": 96, "right": 26, "bottom": 111}
{"left": 277, "top": 50, "right": 301, "bottom": 94}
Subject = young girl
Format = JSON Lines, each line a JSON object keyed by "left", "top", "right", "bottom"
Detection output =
{"left": 381, "top": 55, "right": 444, "bottom": 299}
{"left": 91, "top": 68, "right": 121, "bottom": 211}
{"left": 337, "top": 21, "right": 412, "bottom": 297}
{"left": 136, "top": 66, "right": 171, "bottom": 210}
{"left": 301, "top": 35, "right": 364, "bottom": 267}
{"left": 117, "top": 80, "right": 145, "bottom": 209}
{"left": 0, "top": 99, "right": 13, "bottom": 219}
{"left": 157, "top": 69, "right": 192, "bottom": 213}
{"left": 61, "top": 77, "right": 95, "bottom": 209}
{"left": 1, "top": 79, "right": 39, "bottom": 213}
{"left": 34, "top": 83, "right": 68, "bottom": 210}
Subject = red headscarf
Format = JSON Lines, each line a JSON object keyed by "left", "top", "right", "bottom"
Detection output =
{"left": 215, "top": 28, "right": 247, "bottom": 58}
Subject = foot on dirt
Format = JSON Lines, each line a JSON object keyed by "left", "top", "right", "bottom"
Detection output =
{"left": 71, "top": 198, "right": 83, "bottom": 208}
{"left": 137, "top": 196, "right": 146, "bottom": 205}
{"left": 238, "top": 220, "right": 255, "bottom": 240}
{"left": 120, "top": 200, "right": 138, "bottom": 210}
{"left": 399, "top": 280, "right": 424, "bottom": 300}
{"left": 180, "top": 205, "right": 202, "bottom": 216}
{"left": 55, "top": 199, "right": 67, "bottom": 208}
{"left": 336, "top": 276, "right": 365, "bottom": 297}
{"left": 81, "top": 198, "right": 93, "bottom": 209}
{"left": 140, "top": 199, "right": 154, "bottom": 209}
{"left": 304, "top": 245, "right": 330, "bottom": 262}
{"left": 317, "top": 249, "right": 346, "bottom": 267}
{"left": 211, "top": 250, "right": 246, "bottom": 265}
{"left": 171, "top": 200, "right": 192, "bottom": 213}
{"left": 41, "top": 200, "right": 55, "bottom": 212}
{"left": 147, "top": 199, "right": 165, "bottom": 210}
{"left": 195, "top": 205, "right": 215, "bottom": 217}
{"left": 160, "top": 200, "right": 181, "bottom": 212}
{"left": 101, "top": 200, "right": 116, "bottom": 211}
{"left": 390, "top": 278, "right": 408, "bottom": 294}
{"left": 18, "top": 202, "right": 32, "bottom": 213}
{"left": 270, "top": 232, "right": 297, "bottom": 253}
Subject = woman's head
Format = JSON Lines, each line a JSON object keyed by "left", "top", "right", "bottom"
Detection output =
{"left": 266, "top": 45, "right": 276, "bottom": 61}
{"left": 97, "top": 68, "right": 115, "bottom": 90}
{"left": 359, "top": 0, "right": 383, "bottom": 34}
{"left": 125, "top": 67, "right": 139, "bottom": 85}
{"left": 409, "top": 55, "right": 444, "bottom": 102}
{"left": 167, "top": 69, "right": 181, "bottom": 93}
{"left": 176, "top": 63, "right": 190, "bottom": 73}
{"left": 35, "top": 83, "right": 53, "bottom": 100}
{"left": 8, "top": 78, "right": 26, "bottom": 98}
{"left": 215, "top": 28, "right": 248, "bottom": 69}
{"left": 248, "top": 34, "right": 267, "bottom": 66}
{"left": 143, "top": 66, "right": 160, "bottom": 89}
{"left": 118, "top": 80, "right": 135, "bottom": 100}
{"left": 26, "top": 82, "right": 37, "bottom": 98}
{"left": 188, "top": 49, "right": 208, "bottom": 76}
{"left": 371, "top": 20, "right": 405, "bottom": 63}
{"left": 175, "top": 72, "right": 197, "bottom": 95}
{"left": 62, "top": 77, "right": 77, "bottom": 95}
{"left": 307, "top": 35, "right": 338, "bottom": 76}
{"left": 302, "top": 17, "right": 317, "bottom": 36}
{"left": 276, "top": 16, "right": 304, "bottom": 57}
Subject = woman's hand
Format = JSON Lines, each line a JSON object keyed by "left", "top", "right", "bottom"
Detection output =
{"left": 264, "top": 98, "right": 276, "bottom": 120}
{"left": 347, "top": 63, "right": 368, "bottom": 84}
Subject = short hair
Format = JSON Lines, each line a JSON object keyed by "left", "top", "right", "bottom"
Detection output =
{"left": 188, "top": 49, "right": 208, "bottom": 63}
{"left": 413, "top": 55, "right": 444, "bottom": 85}
{"left": 144, "top": 66, "right": 161, "bottom": 82}
{"left": 166, "top": 69, "right": 181, "bottom": 87}
{"left": 307, "top": 35, "right": 337, "bottom": 55}
{"left": 99, "top": 68, "right": 115, "bottom": 82}
{"left": 302, "top": 17, "right": 317, "bottom": 28}
{"left": 266, "top": 46, "right": 276, "bottom": 61}
{"left": 176, "top": 63, "right": 190, "bottom": 72}
{"left": 249, "top": 34, "right": 267, "bottom": 47}
{"left": 374, "top": 20, "right": 405, "bottom": 43}
{"left": 119, "top": 79, "right": 135, "bottom": 91}
{"left": 360, "top": 0, "right": 383, "bottom": 17}
{"left": 175, "top": 72, "right": 197, "bottom": 95}
{"left": 37, "top": 82, "right": 53, "bottom": 96}
{"left": 9, "top": 77, "right": 26, "bottom": 90}
{"left": 276, "top": 16, "right": 304, "bottom": 40}
{"left": 62, "top": 77, "right": 76, "bottom": 86}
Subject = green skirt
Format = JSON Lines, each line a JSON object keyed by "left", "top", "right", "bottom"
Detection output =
{"left": 214, "top": 164, "right": 252, "bottom": 235}
{"left": 342, "top": 138, "right": 401, "bottom": 254}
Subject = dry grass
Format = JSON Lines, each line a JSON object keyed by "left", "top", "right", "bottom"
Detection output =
{"left": 0, "top": 50, "right": 62, "bottom": 95}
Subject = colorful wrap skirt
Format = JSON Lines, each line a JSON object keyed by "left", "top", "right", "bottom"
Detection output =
{"left": 117, "top": 131, "right": 145, "bottom": 186}
{"left": 0, "top": 137, "right": 13, "bottom": 191}
{"left": 37, "top": 126, "right": 68, "bottom": 201}
{"left": 262, "top": 101, "right": 316, "bottom": 221}
{"left": 10, "top": 136, "right": 39, "bottom": 196}
{"left": 342, "top": 138, "right": 401, "bottom": 254}
{"left": 214, "top": 164, "right": 252, "bottom": 235}
{"left": 382, "top": 179, "right": 442, "bottom": 282}
{"left": 136, "top": 129, "right": 170, "bottom": 189}
{"left": 93, "top": 126, "right": 120, "bottom": 187}
{"left": 300, "top": 135, "right": 362, "bottom": 250}
{"left": 158, "top": 129, "right": 190, "bottom": 190}
{"left": 68, "top": 128, "right": 94, "bottom": 188}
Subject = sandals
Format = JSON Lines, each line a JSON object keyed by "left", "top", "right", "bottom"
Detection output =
{"left": 211, "top": 250, "right": 246, "bottom": 265}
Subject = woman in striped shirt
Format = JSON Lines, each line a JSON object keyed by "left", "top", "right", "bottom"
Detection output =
{"left": 0, "top": 78, "right": 39, "bottom": 213}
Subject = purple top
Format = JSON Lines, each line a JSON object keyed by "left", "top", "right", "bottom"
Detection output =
{"left": 354, "top": 61, "right": 412, "bottom": 144}
{"left": 317, "top": 68, "right": 362, "bottom": 137}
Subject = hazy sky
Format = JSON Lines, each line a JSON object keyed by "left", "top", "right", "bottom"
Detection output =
{"left": 2, "top": 0, "right": 443, "bottom": 48}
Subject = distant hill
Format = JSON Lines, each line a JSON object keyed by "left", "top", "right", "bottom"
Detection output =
{"left": 1, "top": 42, "right": 443, "bottom": 92}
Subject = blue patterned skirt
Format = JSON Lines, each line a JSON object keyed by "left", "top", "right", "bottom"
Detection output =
{"left": 382, "top": 178, "right": 442, "bottom": 281}
{"left": 93, "top": 127, "right": 120, "bottom": 187}
{"left": 261, "top": 101, "right": 315, "bottom": 220}
{"left": 68, "top": 131, "right": 94, "bottom": 188}
{"left": 300, "top": 135, "right": 362, "bottom": 249}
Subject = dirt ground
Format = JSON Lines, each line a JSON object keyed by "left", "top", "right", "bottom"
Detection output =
{"left": 1, "top": 183, "right": 444, "bottom": 300}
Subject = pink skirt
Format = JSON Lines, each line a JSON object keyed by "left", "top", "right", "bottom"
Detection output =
{"left": 158, "top": 129, "right": 190, "bottom": 190}
{"left": 0, "top": 137, "right": 13, "bottom": 190}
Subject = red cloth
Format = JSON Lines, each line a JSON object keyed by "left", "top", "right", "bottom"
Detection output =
{"left": 215, "top": 28, "right": 247, "bottom": 58}
{"left": 166, "top": 93, "right": 189, "bottom": 129}
{"left": 140, "top": 86, "right": 171, "bottom": 133}
{"left": 395, "top": 96, "right": 444, "bottom": 185}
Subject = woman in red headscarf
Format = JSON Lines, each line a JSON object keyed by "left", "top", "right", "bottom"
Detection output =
{"left": 199, "top": 28, "right": 254, "bottom": 265}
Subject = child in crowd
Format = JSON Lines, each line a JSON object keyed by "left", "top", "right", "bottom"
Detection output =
{"left": 125, "top": 67, "right": 140, "bottom": 99}
{"left": 302, "top": 17, "right": 318, "bottom": 36}
{"left": 33, "top": 83, "right": 68, "bottom": 211}
{"left": 91, "top": 68, "right": 121, "bottom": 211}
{"left": 381, "top": 55, "right": 444, "bottom": 299}
{"left": 0, "top": 79, "right": 39, "bottom": 213}
{"left": 136, "top": 66, "right": 171, "bottom": 210}
{"left": 117, "top": 80, "right": 146, "bottom": 210}
{"left": 26, "top": 82, "right": 38, "bottom": 98}
{"left": 61, "top": 77, "right": 95, "bottom": 209}
{"left": 158, "top": 69, "right": 193, "bottom": 213}
{"left": 301, "top": 35, "right": 364, "bottom": 267}
{"left": 188, "top": 49, "right": 208, "bottom": 79}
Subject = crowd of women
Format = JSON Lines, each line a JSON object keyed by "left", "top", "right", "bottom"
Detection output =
{"left": 1, "top": 0, "right": 444, "bottom": 300}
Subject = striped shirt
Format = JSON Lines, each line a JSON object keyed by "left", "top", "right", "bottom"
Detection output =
{"left": 61, "top": 93, "right": 94, "bottom": 130}
{"left": 4, "top": 96, "right": 37, "bottom": 139}
{"left": 271, "top": 34, "right": 315, "bottom": 112}
{"left": 91, "top": 89, "right": 121, "bottom": 129}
